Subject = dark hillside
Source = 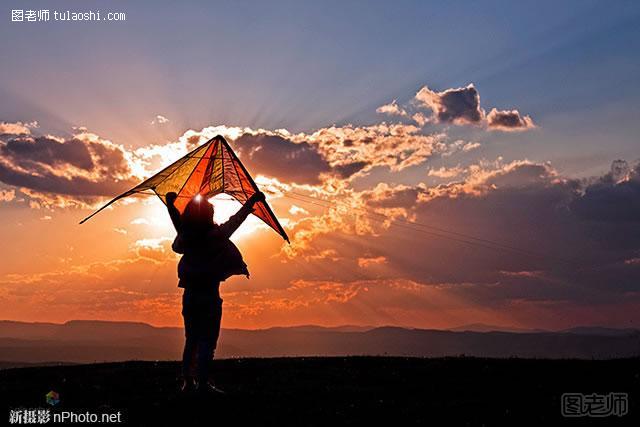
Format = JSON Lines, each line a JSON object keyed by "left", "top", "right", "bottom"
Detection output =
{"left": 1, "top": 357, "right": 638, "bottom": 426}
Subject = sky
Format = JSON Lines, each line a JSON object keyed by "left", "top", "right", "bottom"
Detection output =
{"left": 1, "top": 0, "right": 640, "bottom": 330}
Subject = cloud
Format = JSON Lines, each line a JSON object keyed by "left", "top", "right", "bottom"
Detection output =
{"left": 180, "top": 123, "right": 449, "bottom": 184}
{"left": 486, "top": 108, "right": 536, "bottom": 131}
{"left": 413, "top": 84, "right": 535, "bottom": 132}
{"left": 462, "top": 141, "right": 481, "bottom": 151}
{"left": 3, "top": 153, "right": 640, "bottom": 329}
{"left": 0, "top": 132, "right": 138, "bottom": 198}
{"left": 282, "top": 159, "right": 640, "bottom": 314}
{"left": 151, "top": 115, "right": 170, "bottom": 125}
{"left": 130, "top": 218, "right": 150, "bottom": 225}
{"left": 233, "top": 133, "right": 332, "bottom": 185}
{"left": 0, "top": 189, "right": 15, "bottom": 202}
{"left": 0, "top": 83, "right": 615, "bottom": 329}
{"left": 221, "top": 277, "right": 516, "bottom": 328}
{"left": 0, "top": 121, "right": 37, "bottom": 135}
{"left": 411, "top": 112, "right": 430, "bottom": 127}
{"left": 479, "top": 160, "right": 557, "bottom": 189}
{"left": 376, "top": 100, "right": 407, "bottom": 116}
{"left": 2, "top": 135, "right": 94, "bottom": 170}
{"left": 297, "top": 123, "right": 447, "bottom": 173}
{"left": 415, "top": 84, "right": 484, "bottom": 125}
{"left": 17, "top": 188, "right": 98, "bottom": 210}
{"left": 357, "top": 256, "right": 387, "bottom": 268}
{"left": 570, "top": 160, "right": 640, "bottom": 222}
{"left": 0, "top": 252, "right": 181, "bottom": 325}
{"left": 428, "top": 165, "right": 465, "bottom": 179}
{"left": 2, "top": 82, "right": 530, "bottom": 209}
{"left": 289, "top": 205, "right": 309, "bottom": 215}
{"left": 133, "top": 238, "right": 174, "bottom": 263}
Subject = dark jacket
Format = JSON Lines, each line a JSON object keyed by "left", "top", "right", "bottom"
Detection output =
{"left": 168, "top": 201, "right": 252, "bottom": 286}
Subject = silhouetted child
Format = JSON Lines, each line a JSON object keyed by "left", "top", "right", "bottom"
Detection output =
{"left": 165, "top": 191, "right": 265, "bottom": 393}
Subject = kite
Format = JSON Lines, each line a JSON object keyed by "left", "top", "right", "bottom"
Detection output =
{"left": 80, "top": 135, "right": 289, "bottom": 242}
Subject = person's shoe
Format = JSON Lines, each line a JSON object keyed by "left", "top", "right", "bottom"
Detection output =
{"left": 197, "top": 380, "right": 226, "bottom": 395}
{"left": 179, "top": 377, "right": 197, "bottom": 393}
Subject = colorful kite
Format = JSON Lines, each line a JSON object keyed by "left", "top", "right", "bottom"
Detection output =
{"left": 80, "top": 135, "right": 289, "bottom": 242}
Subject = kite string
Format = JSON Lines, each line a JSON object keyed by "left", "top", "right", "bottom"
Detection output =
{"left": 285, "top": 190, "right": 535, "bottom": 252}
{"left": 283, "top": 192, "right": 521, "bottom": 253}
{"left": 281, "top": 190, "right": 578, "bottom": 267}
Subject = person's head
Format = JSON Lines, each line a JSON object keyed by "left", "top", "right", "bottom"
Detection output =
{"left": 182, "top": 194, "right": 214, "bottom": 232}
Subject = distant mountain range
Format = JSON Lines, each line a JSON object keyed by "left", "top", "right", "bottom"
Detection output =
{"left": 449, "top": 323, "right": 547, "bottom": 333}
{"left": 1, "top": 320, "right": 639, "bottom": 367}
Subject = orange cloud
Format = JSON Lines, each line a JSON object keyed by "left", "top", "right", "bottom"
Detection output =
{"left": 376, "top": 99, "right": 407, "bottom": 116}
{"left": 0, "top": 189, "right": 15, "bottom": 202}
{"left": 357, "top": 256, "right": 387, "bottom": 268}
{"left": 0, "top": 121, "right": 36, "bottom": 135}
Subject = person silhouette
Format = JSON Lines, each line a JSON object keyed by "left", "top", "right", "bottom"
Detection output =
{"left": 165, "top": 191, "right": 265, "bottom": 393}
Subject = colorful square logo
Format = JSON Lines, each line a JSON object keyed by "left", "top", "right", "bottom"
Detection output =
{"left": 45, "top": 390, "right": 59, "bottom": 406}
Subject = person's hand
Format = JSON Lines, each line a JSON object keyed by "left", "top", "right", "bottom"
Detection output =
{"left": 249, "top": 191, "right": 266, "bottom": 204}
{"left": 166, "top": 192, "right": 178, "bottom": 205}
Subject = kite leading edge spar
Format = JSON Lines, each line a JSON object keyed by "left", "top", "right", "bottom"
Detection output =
{"left": 79, "top": 135, "right": 289, "bottom": 242}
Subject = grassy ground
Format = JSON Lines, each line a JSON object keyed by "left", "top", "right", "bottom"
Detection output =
{"left": 1, "top": 357, "right": 638, "bottom": 426}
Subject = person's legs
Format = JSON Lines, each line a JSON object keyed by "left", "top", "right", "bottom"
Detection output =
{"left": 196, "top": 296, "right": 223, "bottom": 388}
{"left": 182, "top": 336, "right": 197, "bottom": 378}
{"left": 181, "top": 290, "right": 198, "bottom": 387}
{"left": 196, "top": 337, "right": 211, "bottom": 386}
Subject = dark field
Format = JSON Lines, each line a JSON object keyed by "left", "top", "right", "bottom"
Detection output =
{"left": 1, "top": 357, "right": 638, "bottom": 426}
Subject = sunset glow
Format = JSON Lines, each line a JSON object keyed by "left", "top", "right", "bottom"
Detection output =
{"left": 1, "top": 1, "right": 640, "bottom": 333}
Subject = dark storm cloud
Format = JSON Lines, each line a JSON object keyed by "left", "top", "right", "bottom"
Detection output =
{"left": 232, "top": 133, "right": 333, "bottom": 184}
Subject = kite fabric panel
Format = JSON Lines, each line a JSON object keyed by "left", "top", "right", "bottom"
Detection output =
{"left": 80, "top": 135, "right": 289, "bottom": 242}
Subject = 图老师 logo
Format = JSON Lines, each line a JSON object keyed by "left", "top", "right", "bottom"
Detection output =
{"left": 561, "top": 392, "right": 628, "bottom": 417}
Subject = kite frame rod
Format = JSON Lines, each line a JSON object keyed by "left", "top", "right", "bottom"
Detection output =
{"left": 216, "top": 135, "right": 290, "bottom": 243}
{"left": 78, "top": 140, "right": 215, "bottom": 224}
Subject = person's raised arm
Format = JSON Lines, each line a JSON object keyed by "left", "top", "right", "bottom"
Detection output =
{"left": 165, "top": 192, "right": 186, "bottom": 254}
{"left": 166, "top": 192, "right": 182, "bottom": 232}
{"left": 219, "top": 191, "right": 266, "bottom": 238}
